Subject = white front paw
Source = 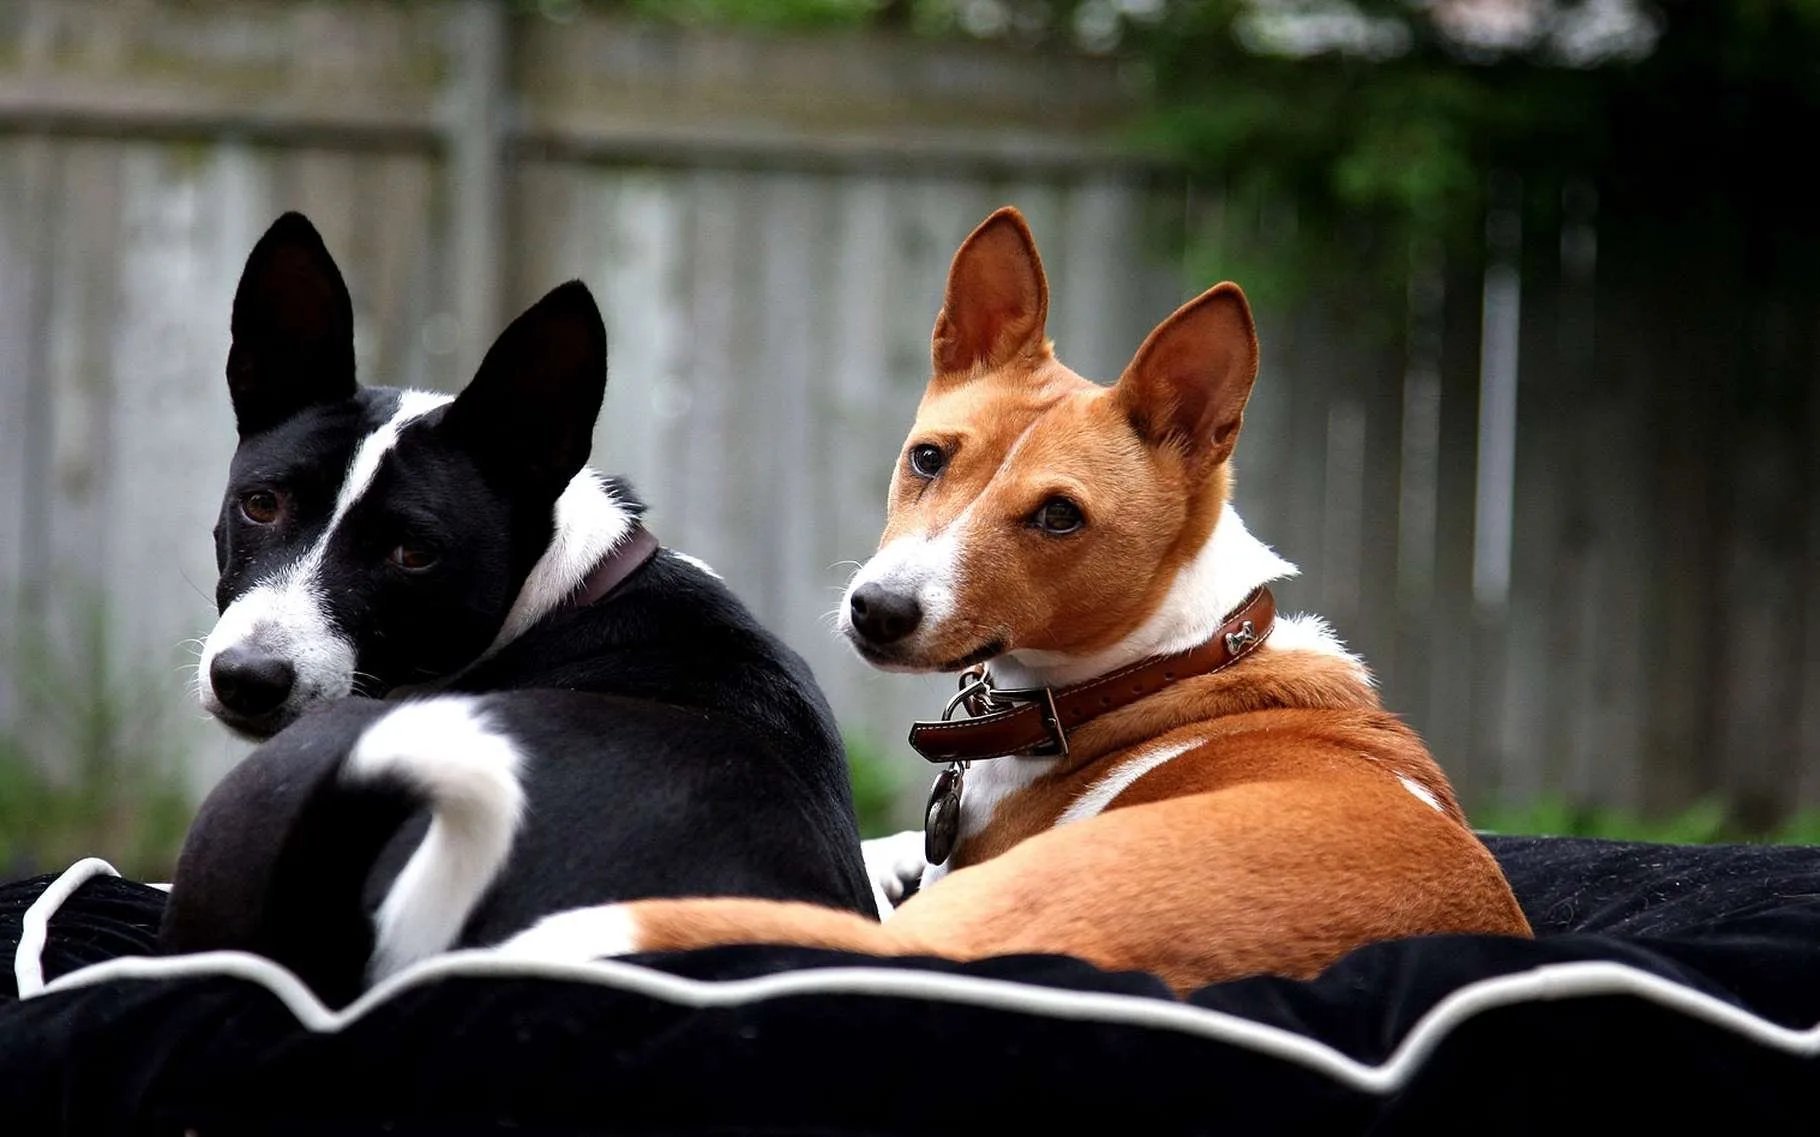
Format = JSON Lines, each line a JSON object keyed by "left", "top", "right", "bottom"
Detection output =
{"left": 493, "top": 904, "right": 638, "bottom": 963}
{"left": 862, "top": 829, "right": 927, "bottom": 916}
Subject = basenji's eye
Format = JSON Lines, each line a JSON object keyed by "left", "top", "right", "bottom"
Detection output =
{"left": 388, "top": 544, "right": 441, "bottom": 573}
{"left": 1031, "top": 497, "right": 1084, "bottom": 535}
{"left": 239, "top": 490, "right": 282, "bottom": 526}
{"left": 908, "top": 444, "right": 947, "bottom": 479}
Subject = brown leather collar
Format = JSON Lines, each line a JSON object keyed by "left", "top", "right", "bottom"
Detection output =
{"left": 907, "top": 586, "right": 1276, "bottom": 764}
{"left": 562, "top": 526, "right": 661, "bottom": 611}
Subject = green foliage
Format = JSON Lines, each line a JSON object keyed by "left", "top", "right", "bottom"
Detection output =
{"left": 0, "top": 743, "right": 193, "bottom": 883}
{"left": 1124, "top": 0, "right": 1820, "bottom": 310}
{"left": 550, "top": 0, "right": 1820, "bottom": 306}
{"left": 844, "top": 731, "right": 911, "bottom": 838}
{"left": 516, "top": 0, "right": 883, "bottom": 30}
{"left": 623, "top": 0, "right": 881, "bottom": 28}
{"left": 0, "top": 597, "right": 193, "bottom": 881}
{"left": 1476, "top": 797, "right": 1820, "bottom": 847}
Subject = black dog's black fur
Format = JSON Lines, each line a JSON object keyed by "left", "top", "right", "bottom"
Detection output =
{"left": 160, "top": 213, "right": 875, "bottom": 1006}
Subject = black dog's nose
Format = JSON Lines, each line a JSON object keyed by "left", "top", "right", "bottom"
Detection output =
{"left": 210, "top": 648, "right": 296, "bottom": 717}
{"left": 849, "top": 584, "right": 922, "bottom": 645}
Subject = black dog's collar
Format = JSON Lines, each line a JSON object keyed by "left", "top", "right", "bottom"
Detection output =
{"left": 564, "top": 527, "right": 660, "bottom": 610}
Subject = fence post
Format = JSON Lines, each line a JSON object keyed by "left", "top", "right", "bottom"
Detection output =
{"left": 445, "top": 0, "right": 508, "bottom": 381}
{"left": 1470, "top": 171, "right": 1524, "bottom": 804}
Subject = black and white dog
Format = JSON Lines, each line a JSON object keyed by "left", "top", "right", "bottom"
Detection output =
{"left": 158, "top": 212, "right": 876, "bottom": 1005}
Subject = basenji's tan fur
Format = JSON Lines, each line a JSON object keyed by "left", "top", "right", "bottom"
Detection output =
{"left": 501, "top": 208, "right": 1532, "bottom": 993}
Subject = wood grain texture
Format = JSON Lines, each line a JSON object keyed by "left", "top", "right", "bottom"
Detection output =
{"left": 0, "top": 1, "right": 1814, "bottom": 830}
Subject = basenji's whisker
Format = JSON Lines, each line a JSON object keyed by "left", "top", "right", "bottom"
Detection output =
{"left": 554, "top": 205, "right": 1531, "bottom": 993}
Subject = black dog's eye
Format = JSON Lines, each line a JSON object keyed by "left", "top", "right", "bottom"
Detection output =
{"left": 1031, "top": 497, "right": 1084, "bottom": 535}
{"left": 388, "top": 544, "right": 440, "bottom": 573}
{"left": 908, "top": 444, "right": 948, "bottom": 479}
{"left": 240, "top": 490, "right": 282, "bottom": 526}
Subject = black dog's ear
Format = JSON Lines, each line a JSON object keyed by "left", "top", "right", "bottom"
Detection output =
{"left": 226, "top": 212, "right": 358, "bottom": 436}
{"left": 442, "top": 281, "right": 607, "bottom": 498}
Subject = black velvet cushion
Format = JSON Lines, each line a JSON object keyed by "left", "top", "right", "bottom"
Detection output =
{"left": 0, "top": 869, "right": 164, "bottom": 993}
{"left": 3, "top": 836, "right": 1818, "bottom": 1134}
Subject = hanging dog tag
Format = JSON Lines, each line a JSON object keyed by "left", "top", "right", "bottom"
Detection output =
{"left": 924, "top": 763, "right": 964, "bottom": 866}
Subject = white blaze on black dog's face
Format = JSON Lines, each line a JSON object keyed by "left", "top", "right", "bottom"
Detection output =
{"left": 201, "top": 213, "right": 610, "bottom": 739}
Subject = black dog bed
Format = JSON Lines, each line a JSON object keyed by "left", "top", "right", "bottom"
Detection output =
{"left": 4, "top": 835, "right": 1819, "bottom": 1134}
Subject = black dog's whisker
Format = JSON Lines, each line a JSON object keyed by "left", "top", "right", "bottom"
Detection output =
{"left": 168, "top": 208, "right": 875, "bottom": 1004}
{"left": 178, "top": 567, "right": 213, "bottom": 605}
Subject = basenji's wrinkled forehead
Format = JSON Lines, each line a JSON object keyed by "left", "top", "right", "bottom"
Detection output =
{"left": 840, "top": 207, "right": 1261, "bottom": 678}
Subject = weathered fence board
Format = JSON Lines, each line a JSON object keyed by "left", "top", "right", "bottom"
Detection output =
{"left": 1, "top": 0, "right": 1817, "bottom": 831}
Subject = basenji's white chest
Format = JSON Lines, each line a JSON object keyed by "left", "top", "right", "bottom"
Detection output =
{"left": 918, "top": 753, "right": 1057, "bottom": 890}
{"left": 911, "top": 506, "right": 1367, "bottom": 890}
{"left": 916, "top": 730, "right": 1210, "bottom": 894}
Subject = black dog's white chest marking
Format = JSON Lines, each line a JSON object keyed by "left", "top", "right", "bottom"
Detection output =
{"left": 165, "top": 211, "right": 876, "bottom": 1007}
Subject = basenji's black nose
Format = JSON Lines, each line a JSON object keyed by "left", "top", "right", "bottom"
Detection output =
{"left": 210, "top": 648, "right": 296, "bottom": 717}
{"left": 849, "top": 584, "right": 922, "bottom": 645}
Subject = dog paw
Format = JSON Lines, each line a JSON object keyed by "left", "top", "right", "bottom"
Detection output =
{"left": 493, "top": 904, "right": 638, "bottom": 964}
{"left": 862, "top": 829, "right": 927, "bottom": 915}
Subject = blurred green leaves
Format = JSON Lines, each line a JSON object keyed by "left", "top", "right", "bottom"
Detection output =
{"left": 0, "top": 596, "right": 192, "bottom": 880}
{"left": 844, "top": 731, "right": 912, "bottom": 838}
{"left": 1475, "top": 796, "right": 1820, "bottom": 847}
{"left": 548, "top": 1, "right": 1820, "bottom": 303}
{"left": 0, "top": 744, "right": 191, "bottom": 883}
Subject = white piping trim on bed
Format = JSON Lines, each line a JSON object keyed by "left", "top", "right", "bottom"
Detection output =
{"left": 13, "top": 859, "right": 1820, "bottom": 1093}
{"left": 13, "top": 857, "right": 120, "bottom": 998}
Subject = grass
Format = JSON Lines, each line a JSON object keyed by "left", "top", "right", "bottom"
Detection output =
{"left": 1473, "top": 796, "right": 1820, "bottom": 847}
{"left": 0, "top": 594, "right": 194, "bottom": 881}
{"left": 2, "top": 701, "right": 912, "bottom": 885}
{"left": 0, "top": 745, "right": 192, "bottom": 882}
{"left": 844, "top": 731, "right": 912, "bottom": 838}
{"left": 4, "top": 588, "right": 1815, "bottom": 883}
{"left": 853, "top": 738, "right": 1820, "bottom": 848}
{"left": 7, "top": 623, "right": 919, "bottom": 878}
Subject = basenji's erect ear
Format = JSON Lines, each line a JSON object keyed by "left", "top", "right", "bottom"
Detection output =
{"left": 1113, "top": 283, "right": 1259, "bottom": 469}
{"left": 931, "top": 207, "right": 1050, "bottom": 377}
{"left": 227, "top": 212, "right": 358, "bottom": 437}
{"left": 442, "top": 280, "right": 607, "bottom": 499}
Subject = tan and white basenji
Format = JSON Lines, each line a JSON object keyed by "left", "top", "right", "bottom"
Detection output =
{"left": 500, "top": 207, "right": 1533, "bottom": 993}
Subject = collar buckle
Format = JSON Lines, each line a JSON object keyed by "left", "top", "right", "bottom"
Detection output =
{"left": 942, "top": 668, "right": 1068, "bottom": 758}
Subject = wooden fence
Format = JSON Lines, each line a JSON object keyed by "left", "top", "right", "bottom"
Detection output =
{"left": 1, "top": 0, "right": 1815, "bottom": 829}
